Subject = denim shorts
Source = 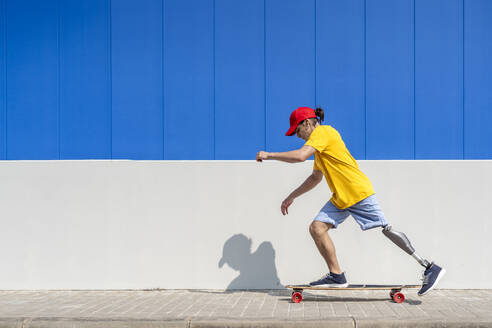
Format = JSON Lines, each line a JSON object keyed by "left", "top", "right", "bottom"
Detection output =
{"left": 314, "top": 194, "right": 388, "bottom": 231}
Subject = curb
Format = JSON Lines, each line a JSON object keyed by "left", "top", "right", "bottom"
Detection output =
{"left": 1, "top": 317, "right": 492, "bottom": 328}
{"left": 0, "top": 319, "right": 187, "bottom": 328}
{"left": 354, "top": 317, "right": 492, "bottom": 328}
{"left": 189, "top": 318, "right": 354, "bottom": 327}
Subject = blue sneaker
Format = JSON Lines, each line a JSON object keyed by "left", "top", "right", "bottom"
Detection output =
{"left": 309, "top": 272, "right": 348, "bottom": 287}
{"left": 418, "top": 263, "right": 446, "bottom": 296}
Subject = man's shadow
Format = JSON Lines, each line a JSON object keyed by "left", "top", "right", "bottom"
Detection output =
{"left": 219, "top": 234, "right": 283, "bottom": 290}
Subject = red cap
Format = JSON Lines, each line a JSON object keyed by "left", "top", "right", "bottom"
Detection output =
{"left": 285, "top": 107, "right": 317, "bottom": 136}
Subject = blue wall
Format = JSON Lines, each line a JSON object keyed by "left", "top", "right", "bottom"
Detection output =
{"left": 0, "top": 0, "right": 491, "bottom": 160}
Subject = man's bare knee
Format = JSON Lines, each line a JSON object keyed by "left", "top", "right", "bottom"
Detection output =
{"left": 309, "top": 221, "right": 332, "bottom": 238}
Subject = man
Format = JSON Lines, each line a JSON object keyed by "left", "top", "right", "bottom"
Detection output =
{"left": 256, "top": 106, "right": 445, "bottom": 296}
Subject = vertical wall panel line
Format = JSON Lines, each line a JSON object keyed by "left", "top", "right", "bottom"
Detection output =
{"left": 363, "top": 0, "right": 367, "bottom": 159}
{"left": 462, "top": 0, "right": 465, "bottom": 159}
{"left": 162, "top": 0, "right": 165, "bottom": 159}
{"left": 263, "top": 0, "right": 266, "bottom": 150}
{"left": 413, "top": 0, "right": 416, "bottom": 159}
{"left": 109, "top": 0, "right": 113, "bottom": 159}
{"left": 57, "top": 0, "right": 61, "bottom": 159}
{"left": 213, "top": 0, "right": 216, "bottom": 159}
{"left": 3, "top": 0, "right": 6, "bottom": 159}
{"left": 314, "top": 0, "right": 317, "bottom": 107}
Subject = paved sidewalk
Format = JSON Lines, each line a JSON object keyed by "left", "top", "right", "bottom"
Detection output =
{"left": 1, "top": 289, "right": 491, "bottom": 327}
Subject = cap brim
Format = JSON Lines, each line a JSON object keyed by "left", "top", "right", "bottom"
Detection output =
{"left": 285, "top": 124, "right": 298, "bottom": 136}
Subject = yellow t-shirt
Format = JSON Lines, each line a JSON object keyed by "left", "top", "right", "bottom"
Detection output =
{"left": 305, "top": 125, "right": 374, "bottom": 209}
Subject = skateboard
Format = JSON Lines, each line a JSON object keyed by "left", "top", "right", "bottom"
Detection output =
{"left": 286, "top": 284, "right": 421, "bottom": 304}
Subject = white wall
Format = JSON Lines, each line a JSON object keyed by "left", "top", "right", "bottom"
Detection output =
{"left": 0, "top": 160, "right": 490, "bottom": 290}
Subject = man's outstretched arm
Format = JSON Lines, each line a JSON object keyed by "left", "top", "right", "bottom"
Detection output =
{"left": 256, "top": 145, "right": 316, "bottom": 163}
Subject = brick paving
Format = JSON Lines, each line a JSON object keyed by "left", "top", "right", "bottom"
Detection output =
{"left": 0, "top": 289, "right": 491, "bottom": 327}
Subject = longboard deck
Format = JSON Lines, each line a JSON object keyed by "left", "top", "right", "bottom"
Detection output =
{"left": 286, "top": 284, "right": 420, "bottom": 291}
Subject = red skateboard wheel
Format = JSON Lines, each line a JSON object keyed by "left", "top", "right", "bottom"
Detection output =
{"left": 392, "top": 292, "right": 405, "bottom": 303}
{"left": 291, "top": 291, "right": 303, "bottom": 303}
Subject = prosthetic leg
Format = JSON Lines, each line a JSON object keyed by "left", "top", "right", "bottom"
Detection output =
{"left": 382, "top": 226, "right": 431, "bottom": 268}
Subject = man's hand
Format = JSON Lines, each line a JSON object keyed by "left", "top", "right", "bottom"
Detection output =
{"left": 281, "top": 197, "right": 294, "bottom": 215}
{"left": 256, "top": 151, "right": 270, "bottom": 162}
